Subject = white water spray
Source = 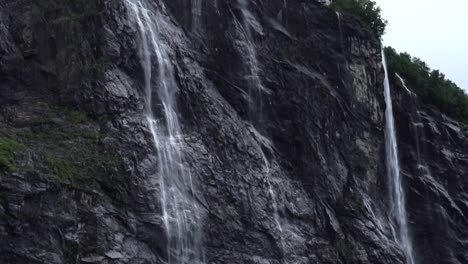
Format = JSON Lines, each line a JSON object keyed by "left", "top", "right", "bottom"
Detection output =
{"left": 382, "top": 49, "right": 416, "bottom": 264}
{"left": 126, "top": 1, "right": 205, "bottom": 263}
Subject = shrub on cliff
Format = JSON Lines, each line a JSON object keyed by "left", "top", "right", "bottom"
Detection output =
{"left": 331, "top": 0, "right": 387, "bottom": 40}
{"left": 0, "top": 138, "right": 20, "bottom": 173}
{"left": 385, "top": 47, "right": 468, "bottom": 123}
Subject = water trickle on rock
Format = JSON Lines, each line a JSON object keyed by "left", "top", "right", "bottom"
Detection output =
{"left": 191, "top": 0, "right": 203, "bottom": 33}
{"left": 126, "top": 1, "right": 205, "bottom": 263}
{"left": 382, "top": 49, "right": 416, "bottom": 264}
{"left": 236, "top": 0, "right": 270, "bottom": 126}
{"left": 237, "top": 0, "right": 286, "bottom": 259}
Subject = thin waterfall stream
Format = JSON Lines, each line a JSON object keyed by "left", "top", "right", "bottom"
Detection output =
{"left": 382, "top": 50, "right": 416, "bottom": 264}
{"left": 236, "top": 0, "right": 269, "bottom": 124}
{"left": 126, "top": 1, "right": 205, "bottom": 263}
{"left": 237, "top": 0, "right": 286, "bottom": 258}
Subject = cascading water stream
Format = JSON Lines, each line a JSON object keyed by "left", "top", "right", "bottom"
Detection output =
{"left": 236, "top": 0, "right": 285, "bottom": 258}
{"left": 126, "top": 1, "right": 204, "bottom": 263}
{"left": 236, "top": 0, "right": 269, "bottom": 125}
{"left": 412, "top": 111, "right": 433, "bottom": 181}
{"left": 382, "top": 50, "right": 416, "bottom": 264}
{"left": 335, "top": 11, "right": 343, "bottom": 47}
{"left": 191, "top": 0, "right": 202, "bottom": 32}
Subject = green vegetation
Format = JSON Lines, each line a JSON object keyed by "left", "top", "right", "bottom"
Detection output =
{"left": 45, "top": 155, "right": 76, "bottom": 182}
{"left": 330, "top": 0, "right": 387, "bottom": 40}
{"left": 32, "top": 0, "right": 101, "bottom": 28}
{"left": 0, "top": 138, "right": 20, "bottom": 173}
{"left": 51, "top": 106, "right": 90, "bottom": 125}
{"left": 333, "top": 0, "right": 468, "bottom": 122}
{"left": 23, "top": 107, "right": 119, "bottom": 186}
{"left": 385, "top": 47, "right": 468, "bottom": 123}
{"left": 44, "top": 142, "right": 115, "bottom": 184}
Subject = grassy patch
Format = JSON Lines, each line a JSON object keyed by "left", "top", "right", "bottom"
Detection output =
{"left": 22, "top": 106, "right": 120, "bottom": 186}
{"left": 31, "top": 0, "right": 101, "bottom": 31}
{"left": 44, "top": 142, "right": 117, "bottom": 185}
{"left": 45, "top": 155, "right": 75, "bottom": 182}
{"left": 59, "top": 107, "right": 89, "bottom": 124}
{"left": 0, "top": 138, "right": 20, "bottom": 173}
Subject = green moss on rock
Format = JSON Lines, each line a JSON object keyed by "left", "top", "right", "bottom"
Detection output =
{"left": 22, "top": 106, "right": 120, "bottom": 186}
{"left": 0, "top": 138, "right": 20, "bottom": 173}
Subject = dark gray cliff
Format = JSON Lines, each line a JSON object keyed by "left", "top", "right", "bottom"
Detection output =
{"left": 391, "top": 76, "right": 468, "bottom": 264}
{"left": 0, "top": 0, "right": 464, "bottom": 263}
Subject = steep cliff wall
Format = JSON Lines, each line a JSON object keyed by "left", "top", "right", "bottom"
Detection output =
{"left": 0, "top": 0, "right": 464, "bottom": 264}
{"left": 391, "top": 76, "right": 468, "bottom": 264}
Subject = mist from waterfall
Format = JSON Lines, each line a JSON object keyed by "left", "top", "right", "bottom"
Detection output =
{"left": 382, "top": 50, "right": 416, "bottom": 264}
{"left": 126, "top": 1, "right": 205, "bottom": 263}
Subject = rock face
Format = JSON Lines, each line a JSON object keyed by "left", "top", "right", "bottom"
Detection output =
{"left": 391, "top": 77, "right": 468, "bottom": 264}
{"left": 0, "top": 0, "right": 465, "bottom": 263}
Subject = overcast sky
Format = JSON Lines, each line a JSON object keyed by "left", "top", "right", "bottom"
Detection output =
{"left": 373, "top": 0, "right": 468, "bottom": 91}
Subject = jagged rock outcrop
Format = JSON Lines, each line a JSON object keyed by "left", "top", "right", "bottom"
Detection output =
{"left": 0, "top": 0, "right": 465, "bottom": 263}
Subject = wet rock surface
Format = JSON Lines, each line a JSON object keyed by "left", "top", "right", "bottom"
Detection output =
{"left": 0, "top": 0, "right": 465, "bottom": 263}
{"left": 391, "top": 77, "right": 468, "bottom": 264}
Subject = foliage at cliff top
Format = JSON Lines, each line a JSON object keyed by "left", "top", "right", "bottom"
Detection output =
{"left": 385, "top": 47, "right": 468, "bottom": 123}
{"left": 330, "top": 0, "right": 387, "bottom": 40}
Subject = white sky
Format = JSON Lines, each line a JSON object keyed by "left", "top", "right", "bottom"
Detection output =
{"left": 373, "top": 0, "right": 468, "bottom": 91}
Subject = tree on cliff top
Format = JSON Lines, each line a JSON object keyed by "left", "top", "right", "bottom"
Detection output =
{"left": 331, "top": 0, "right": 387, "bottom": 40}
{"left": 385, "top": 47, "right": 468, "bottom": 123}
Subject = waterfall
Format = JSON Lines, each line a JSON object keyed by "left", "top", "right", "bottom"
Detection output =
{"left": 382, "top": 50, "right": 416, "bottom": 264}
{"left": 191, "top": 0, "right": 202, "bottom": 32}
{"left": 236, "top": 0, "right": 270, "bottom": 126}
{"left": 237, "top": 0, "right": 285, "bottom": 258}
{"left": 336, "top": 11, "right": 343, "bottom": 44}
{"left": 126, "top": 1, "right": 205, "bottom": 263}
